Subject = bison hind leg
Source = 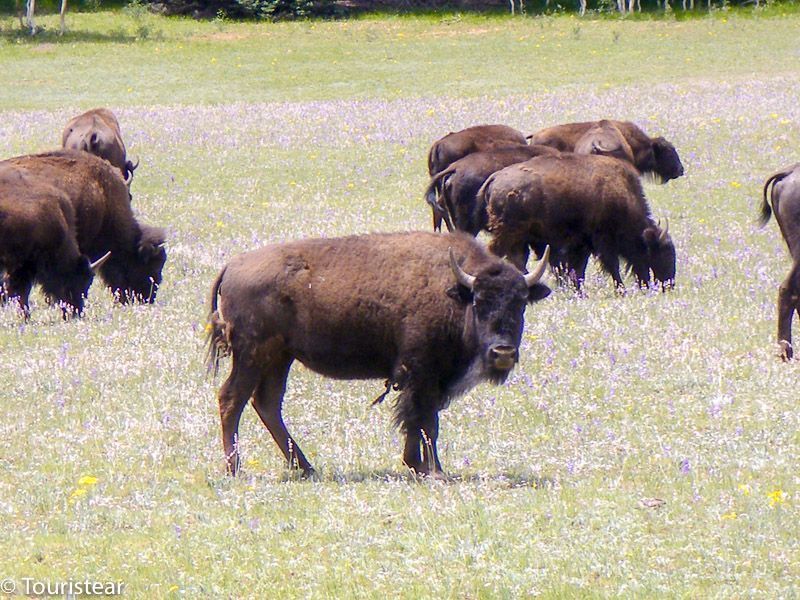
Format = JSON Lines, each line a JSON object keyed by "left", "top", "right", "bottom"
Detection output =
{"left": 250, "top": 354, "right": 315, "bottom": 477}
{"left": 217, "top": 355, "right": 261, "bottom": 476}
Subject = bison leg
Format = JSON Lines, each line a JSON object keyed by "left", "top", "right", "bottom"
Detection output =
{"left": 218, "top": 356, "right": 261, "bottom": 476}
{"left": 4, "top": 267, "right": 34, "bottom": 319}
{"left": 402, "top": 408, "right": 443, "bottom": 477}
{"left": 777, "top": 264, "right": 800, "bottom": 360}
{"left": 251, "top": 356, "right": 315, "bottom": 477}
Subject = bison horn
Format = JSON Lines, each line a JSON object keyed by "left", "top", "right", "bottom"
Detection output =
{"left": 524, "top": 245, "right": 550, "bottom": 287}
{"left": 90, "top": 251, "right": 112, "bottom": 272}
{"left": 130, "top": 157, "right": 140, "bottom": 172}
{"left": 124, "top": 170, "right": 133, "bottom": 189}
{"left": 449, "top": 247, "right": 476, "bottom": 290}
{"left": 658, "top": 217, "right": 670, "bottom": 242}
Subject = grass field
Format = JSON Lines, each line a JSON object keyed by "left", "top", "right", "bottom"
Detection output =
{"left": 1, "top": 9, "right": 799, "bottom": 598}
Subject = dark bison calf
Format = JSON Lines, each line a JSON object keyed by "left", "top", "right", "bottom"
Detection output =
{"left": 62, "top": 108, "right": 139, "bottom": 182}
{"left": 528, "top": 119, "right": 684, "bottom": 183}
{"left": 427, "top": 124, "right": 528, "bottom": 176}
{"left": 483, "top": 153, "right": 675, "bottom": 290}
{"left": 3, "top": 151, "right": 166, "bottom": 304}
{"left": 0, "top": 166, "right": 109, "bottom": 317}
{"left": 424, "top": 144, "right": 559, "bottom": 235}
{"left": 759, "top": 163, "right": 800, "bottom": 360}
{"left": 206, "top": 231, "right": 551, "bottom": 477}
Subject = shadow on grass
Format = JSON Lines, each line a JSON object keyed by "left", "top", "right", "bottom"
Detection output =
{"left": 0, "top": 23, "right": 137, "bottom": 43}
{"left": 272, "top": 467, "right": 558, "bottom": 487}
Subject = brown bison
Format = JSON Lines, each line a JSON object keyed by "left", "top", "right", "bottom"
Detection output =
{"left": 427, "top": 124, "right": 528, "bottom": 176}
{"left": 0, "top": 165, "right": 109, "bottom": 317}
{"left": 62, "top": 108, "right": 139, "bottom": 182}
{"left": 2, "top": 151, "right": 166, "bottom": 304}
{"left": 424, "top": 144, "right": 559, "bottom": 234}
{"left": 527, "top": 120, "right": 684, "bottom": 183}
{"left": 482, "top": 153, "right": 675, "bottom": 290}
{"left": 759, "top": 163, "right": 800, "bottom": 360}
{"left": 206, "top": 231, "right": 551, "bottom": 477}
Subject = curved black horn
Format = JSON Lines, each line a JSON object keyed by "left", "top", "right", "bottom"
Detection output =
{"left": 449, "top": 248, "right": 475, "bottom": 290}
{"left": 524, "top": 245, "right": 549, "bottom": 287}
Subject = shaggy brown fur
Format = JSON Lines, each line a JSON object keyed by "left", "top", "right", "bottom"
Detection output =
{"left": 0, "top": 164, "right": 94, "bottom": 317}
{"left": 62, "top": 108, "right": 138, "bottom": 180}
{"left": 427, "top": 124, "right": 528, "bottom": 177}
{"left": 759, "top": 163, "right": 800, "bottom": 360}
{"left": 574, "top": 120, "right": 635, "bottom": 165}
{"left": 3, "top": 151, "right": 166, "bottom": 303}
{"left": 483, "top": 153, "right": 675, "bottom": 290}
{"left": 527, "top": 119, "right": 684, "bottom": 183}
{"left": 206, "top": 231, "right": 551, "bottom": 477}
{"left": 424, "top": 144, "right": 559, "bottom": 235}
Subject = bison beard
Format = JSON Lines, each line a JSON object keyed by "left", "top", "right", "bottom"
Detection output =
{"left": 206, "top": 232, "right": 550, "bottom": 478}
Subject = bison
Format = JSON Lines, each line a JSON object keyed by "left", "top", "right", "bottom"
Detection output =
{"left": 759, "top": 163, "right": 800, "bottom": 360}
{"left": 427, "top": 124, "right": 528, "bottom": 177}
{"left": 482, "top": 153, "right": 675, "bottom": 290}
{"left": 206, "top": 231, "right": 551, "bottom": 477}
{"left": 527, "top": 119, "right": 684, "bottom": 183}
{"left": 0, "top": 165, "right": 110, "bottom": 318}
{"left": 424, "top": 144, "right": 559, "bottom": 234}
{"left": 2, "top": 151, "right": 166, "bottom": 304}
{"left": 62, "top": 108, "right": 139, "bottom": 182}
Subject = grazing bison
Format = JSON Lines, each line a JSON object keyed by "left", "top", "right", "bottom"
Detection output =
{"left": 206, "top": 231, "right": 551, "bottom": 477}
{"left": 0, "top": 165, "right": 109, "bottom": 317}
{"left": 424, "top": 144, "right": 559, "bottom": 234}
{"left": 482, "top": 153, "right": 675, "bottom": 290}
{"left": 62, "top": 108, "right": 139, "bottom": 182}
{"left": 3, "top": 151, "right": 166, "bottom": 304}
{"left": 759, "top": 163, "right": 800, "bottom": 360}
{"left": 527, "top": 120, "right": 684, "bottom": 183}
{"left": 427, "top": 124, "right": 528, "bottom": 176}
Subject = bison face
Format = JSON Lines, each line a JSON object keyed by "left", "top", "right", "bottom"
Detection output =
{"left": 101, "top": 227, "right": 166, "bottom": 303}
{"left": 643, "top": 222, "right": 676, "bottom": 289}
{"left": 652, "top": 138, "right": 684, "bottom": 183}
{"left": 449, "top": 249, "right": 550, "bottom": 382}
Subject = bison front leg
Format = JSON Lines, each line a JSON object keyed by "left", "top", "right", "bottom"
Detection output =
{"left": 4, "top": 268, "right": 33, "bottom": 319}
{"left": 251, "top": 357, "right": 315, "bottom": 477}
{"left": 402, "top": 409, "right": 443, "bottom": 477}
{"left": 777, "top": 265, "right": 800, "bottom": 360}
{"left": 218, "top": 356, "right": 261, "bottom": 475}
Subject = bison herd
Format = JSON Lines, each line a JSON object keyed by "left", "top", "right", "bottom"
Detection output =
{"left": 1, "top": 109, "right": 797, "bottom": 478}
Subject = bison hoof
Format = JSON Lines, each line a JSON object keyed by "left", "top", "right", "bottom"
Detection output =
{"left": 779, "top": 340, "right": 793, "bottom": 361}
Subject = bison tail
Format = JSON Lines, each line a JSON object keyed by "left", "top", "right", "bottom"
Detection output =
{"left": 205, "top": 266, "right": 231, "bottom": 376}
{"left": 424, "top": 170, "right": 452, "bottom": 232}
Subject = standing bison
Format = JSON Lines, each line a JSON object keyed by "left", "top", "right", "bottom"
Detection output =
{"left": 528, "top": 119, "right": 684, "bottom": 183}
{"left": 483, "top": 153, "right": 675, "bottom": 290}
{"left": 3, "top": 151, "right": 166, "bottom": 304}
{"left": 206, "top": 231, "right": 551, "bottom": 477}
{"left": 427, "top": 124, "right": 528, "bottom": 176}
{"left": 0, "top": 166, "right": 109, "bottom": 318}
{"left": 759, "top": 163, "right": 800, "bottom": 360}
{"left": 424, "top": 144, "right": 559, "bottom": 234}
{"left": 62, "top": 108, "right": 139, "bottom": 182}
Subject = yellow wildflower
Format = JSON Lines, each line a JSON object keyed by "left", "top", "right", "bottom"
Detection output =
{"left": 768, "top": 489, "right": 786, "bottom": 507}
{"left": 78, "top": 475, "right": 98, "bottom": 487}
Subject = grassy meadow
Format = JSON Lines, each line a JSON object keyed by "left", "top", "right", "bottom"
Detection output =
{"left": 1, "top": 9, "right": 799, "bottom": 598}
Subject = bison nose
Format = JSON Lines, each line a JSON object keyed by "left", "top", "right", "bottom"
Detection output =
{"left": 489, "top": 344, "right": 518, "bottom": 371}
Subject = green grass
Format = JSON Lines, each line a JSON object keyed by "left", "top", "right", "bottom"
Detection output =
{"left": 1, "top": 10, "right": 799, "bottom": 598}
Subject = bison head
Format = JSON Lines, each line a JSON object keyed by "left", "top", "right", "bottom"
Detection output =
{"left": 448, "top": 247, "right": 551, "bottom": 383}
{"left": 100, "top": 226, "right": 167, "bottom": 303}
{"left": 40, "top": 251, "right": 110, "bottom": 317}
{"left": 651, "top": 137, "right": 684, "bottom": 183}
{"left": 642, "top": 219, "right": 676, "bottom": 289}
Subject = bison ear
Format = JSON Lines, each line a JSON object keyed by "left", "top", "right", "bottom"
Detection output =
{"left": 446, "top": 284, "right": 472, "bottom": 304}
{"left": 528, "top": 283, "right": 551, "bottom": 303}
